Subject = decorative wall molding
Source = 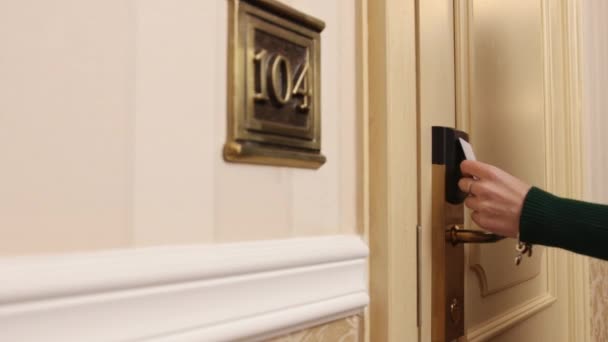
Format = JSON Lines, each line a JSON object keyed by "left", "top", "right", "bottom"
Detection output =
{"left": 541, "top": 0, "right": 590, "bottom": 340}
{"left": 469, "top": 252, "right": 542, "bottom": 298}
{"left": 467, "top": 293, "right": 556, "bottom": 342}
{"left": 0, "top": 235, "right": 368, "bottom": 342}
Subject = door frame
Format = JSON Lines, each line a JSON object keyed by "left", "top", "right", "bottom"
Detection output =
{"left": 363, "top": 0, "right": 419, "bottom": 341}
{"left": 363, "top": 0, "right": 590, "bottom": 341}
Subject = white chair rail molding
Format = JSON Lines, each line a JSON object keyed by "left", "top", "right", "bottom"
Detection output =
{"left": 0, "top": 235, "right": 368, "bottom": 342}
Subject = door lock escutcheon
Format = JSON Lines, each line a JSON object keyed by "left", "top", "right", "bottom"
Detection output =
{"left": 431, "top": 127, "right": 506, "bottom": 342}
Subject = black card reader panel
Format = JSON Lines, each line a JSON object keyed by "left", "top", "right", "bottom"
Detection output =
{"left": 432, "top": 126, "right": 469, "bottom": 205}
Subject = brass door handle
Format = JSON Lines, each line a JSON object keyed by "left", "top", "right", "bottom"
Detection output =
{"left": 446, "top": 225, "right": 506, "bottom": 245}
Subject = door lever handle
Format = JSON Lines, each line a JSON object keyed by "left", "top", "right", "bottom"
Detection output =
{"left": 446, "top": 225, "right": 506, "bottom": 245}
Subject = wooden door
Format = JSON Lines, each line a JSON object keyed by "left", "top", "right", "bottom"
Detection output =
{"left": 415, "top": 1, "right": 588, "bottom": 341}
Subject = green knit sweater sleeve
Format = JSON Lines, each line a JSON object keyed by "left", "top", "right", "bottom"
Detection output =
{"left": 520, "top": 186, "right": 608, "bottom": 260}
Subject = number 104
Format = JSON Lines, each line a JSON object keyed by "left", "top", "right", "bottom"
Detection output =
{"left": 253, "top": 48, "right": 311, "bottom": 112}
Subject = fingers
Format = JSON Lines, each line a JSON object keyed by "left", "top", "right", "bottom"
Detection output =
{"left": 458, "top": 177, "right": 490, "bottom": 198}
{"left": 470, "top": 211, "right": 502, "bottom": 232}
{"left": 458, "top": 160, "right": 524, "bottom": 238}
{"left": 460, "top": 160, "right": 497, "bottom": 180}
{"left": 470, "top": 211, "right": 518, "bottom": 238}
{"left": 458, "top": 178, "right": 474, "bottom": 194}
{"left": 465, "top": 196, "right": 503, "bottom": 217}
{"left": 464, "top": 195, "right": 482, "bottom": 211}
{"left": 470, "top": 211, "right": 499, "bottom": 232}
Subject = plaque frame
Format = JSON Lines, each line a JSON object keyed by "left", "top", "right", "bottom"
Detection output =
{"left": 224, "top": 0, "right": 326, "bottom": 169}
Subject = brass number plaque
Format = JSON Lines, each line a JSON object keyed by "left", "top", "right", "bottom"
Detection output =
{"left": 224, "top": 0, "right": 326, "bottom": 169}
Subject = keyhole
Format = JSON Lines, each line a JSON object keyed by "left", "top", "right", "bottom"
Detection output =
{"left": 449, "top": 298, "right": 462, "bottom": 324}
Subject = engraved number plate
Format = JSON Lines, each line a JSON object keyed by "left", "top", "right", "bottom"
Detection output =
{"left": 224, "top": 0, "right": 326, "bottom": 169}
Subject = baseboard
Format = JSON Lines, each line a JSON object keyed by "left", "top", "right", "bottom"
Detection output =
{"left": 0, "top": 235, "right": 368, "bottom": 342}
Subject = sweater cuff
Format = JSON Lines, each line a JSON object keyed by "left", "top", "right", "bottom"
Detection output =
{"left": 519, "top": 186, "right": 557, "bottom": 245}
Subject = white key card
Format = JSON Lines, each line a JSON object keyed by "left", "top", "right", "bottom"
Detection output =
{"left": 459, "top": 138, "right": 477, "bottom": 161}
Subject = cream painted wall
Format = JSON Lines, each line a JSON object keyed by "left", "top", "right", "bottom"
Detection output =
{"left": 0, "top": 0, "right": 359, "bottom": 255}
{"left": 133, "top": 0, "right": 359, "bottom": 246}
{"left": 0, "top": 1, "right": 134, "bottom": 255}
{"left": 581, "top": 1, "right": 608, "bottom": 341}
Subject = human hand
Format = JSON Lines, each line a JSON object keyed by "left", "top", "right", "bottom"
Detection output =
{"left": 458, "top": 160, "right": 532, "bottom": 238}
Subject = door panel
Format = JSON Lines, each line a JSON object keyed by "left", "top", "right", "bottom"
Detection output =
{"left": 463, "top": 0, "right": 549, "bottom": 331}
{"left": 465, "top": 0, "right": 545, "bottom": 311}
{"left": 466, "top": 0, "right": 545, "bottom": 297}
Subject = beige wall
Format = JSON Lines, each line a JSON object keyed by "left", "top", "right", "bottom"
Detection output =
{"left": 0, "top": 0, "right": 134, "bottom": 255}
{"left": 581, "top": 1, "right": 608, "bottom": 341}
{"left": 0, "top": 0, "right": 360, "bottom": 256}
{"left": 133, "top": 0, "right": 359, "bottom": 245}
